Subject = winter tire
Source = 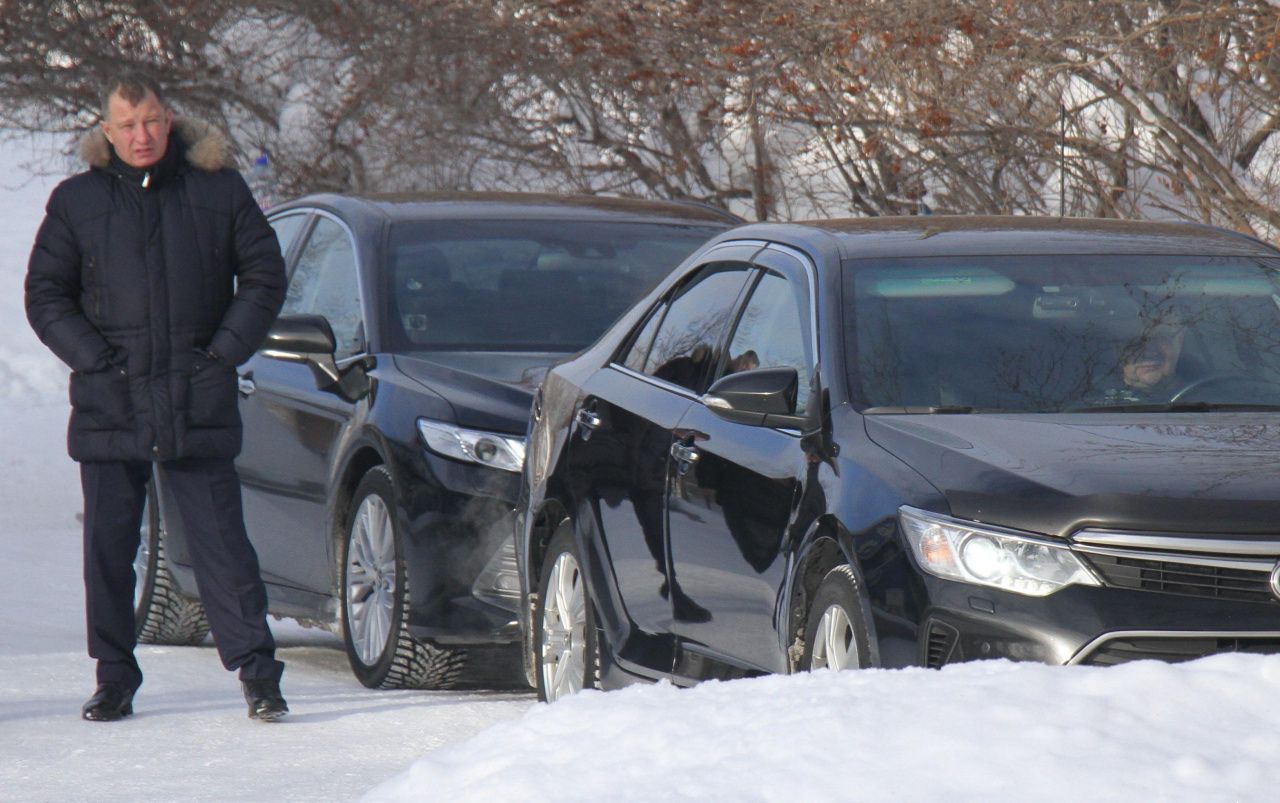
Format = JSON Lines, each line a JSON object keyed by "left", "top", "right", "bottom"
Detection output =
{"left": 341, "top": 466, "right": 465, "bottom": 689}
{"left": 801, "top": 564, "right": 872, "bottom": 672}
{"left": 133, "top": 476, "right": 211, "bottom": 645}
{"left": 535, "top": 524, "right": 599, "bottom": 702}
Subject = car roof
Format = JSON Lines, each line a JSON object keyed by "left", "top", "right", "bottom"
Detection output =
{"left": 719, "top": 215, "right": 1280, "bottom": 259}
{"left": 271, "top": 191, "right": 741, "bottom": 225}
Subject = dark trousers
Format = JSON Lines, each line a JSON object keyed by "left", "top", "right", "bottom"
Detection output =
{"left": 81, "top": 457, "right": 284, "bottom": 691}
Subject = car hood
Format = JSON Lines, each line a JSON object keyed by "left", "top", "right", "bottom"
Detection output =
{"left": 393, "top": 351, "right": 565, "bottom": 434}
{"left": 864, "top": 413, "right": 1280, "bottom": 537}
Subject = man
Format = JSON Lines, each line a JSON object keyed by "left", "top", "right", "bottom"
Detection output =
{"left": 25, "top": 73, "right": 289, "bottom": 722}
{"left": 1097, "top": 316, "right": 1188, "bottom": 404}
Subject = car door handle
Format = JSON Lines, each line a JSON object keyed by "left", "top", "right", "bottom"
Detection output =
{"left": 670, "top": 442, "right": 700, "bottom": 467}
{"left": 238, "top": 375, "right": 256, "bottom": 396}
{"left": 576, "top": 408, "right": 601, "bottom": 439}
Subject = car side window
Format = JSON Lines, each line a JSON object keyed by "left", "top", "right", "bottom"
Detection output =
{"left": 620, "top": 300, "right": 667, "bottom": 373}
{"left": 281, "top": 216, "right": 364, "bottom": 359}
{"left": 267, "top": 212, "right": 309, "bottom": 262}
{"left": 719, "top": 269, "right": 813, "bottom": 414}
{"left": 641, "top": 263, "right": 752, "bottom": 393}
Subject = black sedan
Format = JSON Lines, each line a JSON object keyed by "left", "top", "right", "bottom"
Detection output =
{"left": 517, "top": 216, "right": 1280, "bottom": 701}
{"left": 131, "top": 192, "right": 734, "bottom": 688}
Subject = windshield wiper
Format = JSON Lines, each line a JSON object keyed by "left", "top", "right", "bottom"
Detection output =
{"left": 1067, "top": 401, "right": 1280, "bottom": 413}
{"left": 863, "top": 405, "right": 1011, "bottom": 415}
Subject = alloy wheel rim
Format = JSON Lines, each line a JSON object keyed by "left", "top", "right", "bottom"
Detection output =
{"left": 540, "top": 552, "right": 586, "bottom": 701}
{"left": 811, "top": 604, "right": 857, "bottom": 670}
{"left": 346, "top": 495, "right": 397, "bottom": 666}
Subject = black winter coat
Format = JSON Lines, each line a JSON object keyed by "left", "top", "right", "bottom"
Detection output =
{"left": 25, "top": 118, "right": 287, "bottom": 462}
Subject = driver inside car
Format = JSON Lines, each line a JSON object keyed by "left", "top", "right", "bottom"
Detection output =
{"left": 1096, "top": 315, "right": 1188, "bottom": 404}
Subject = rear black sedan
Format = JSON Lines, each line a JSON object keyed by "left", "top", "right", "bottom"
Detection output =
{"left": 518, "top": 216, "right": 1280, "bottom": 701}
{"left": 132, "top": 192, "right": 733, "bottom": 688}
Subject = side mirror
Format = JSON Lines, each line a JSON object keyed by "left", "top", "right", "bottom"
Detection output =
{"left": 702, "top": 366, "right": 807, "bottom": 428}
{"left": 263, "top": 313, "right": 337, "bottom": 357}
{"left": 261, "top": 314, "right": 370, "bottom": 401}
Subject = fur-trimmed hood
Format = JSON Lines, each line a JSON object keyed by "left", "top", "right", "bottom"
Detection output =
{"left": 79, "top": 117, "right": 234, "bottom": 172}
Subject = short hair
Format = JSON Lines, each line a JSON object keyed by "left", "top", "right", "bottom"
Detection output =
{"left": 101, "top": 71, "right": 166, "bottom": 118}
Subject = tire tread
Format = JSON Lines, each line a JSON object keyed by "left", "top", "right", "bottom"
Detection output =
{"left": 377, "top": 571, "right": 468, "bottom": 690}
{"left": 344, "top": 466, "right": 467, "bottom": 690}
{"left": 136, "top": 531, "right": 211, "bottom": 646}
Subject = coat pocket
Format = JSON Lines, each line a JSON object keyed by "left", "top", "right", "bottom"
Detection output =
{"left": 69, "top": 366, "right": 132, "bottom": 430}
{"left": 186, "top": 362, "right": 240, "bottom": 429}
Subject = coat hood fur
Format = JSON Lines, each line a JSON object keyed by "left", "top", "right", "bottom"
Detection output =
{"left": 79, "top": 117, "right": 234, "bottom": 172}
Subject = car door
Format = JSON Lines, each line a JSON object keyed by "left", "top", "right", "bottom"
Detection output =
{"left": 666, "top": 246, "right": 818, "bottom": 677}
{"left": 237, "top": 211, "right": 368, "bottom": 594}
{"left": 565, "top": 248, "right": 758, "bottom": 673}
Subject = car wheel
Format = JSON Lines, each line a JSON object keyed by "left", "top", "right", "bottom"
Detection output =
{"left": 535, "top": 526, "right": 599, "bottom": 702}
{"left": 801, "top": 565, "right": 872, "bottom": 671}
{"left": 341, "top": 466, "right": 465, "bottom": 689}
{"left": 134, "top": 477, "right": 211, "bottom": 645}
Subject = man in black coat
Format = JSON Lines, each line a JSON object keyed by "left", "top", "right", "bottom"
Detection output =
{"left": 25, "top": 73, "right": 290, "bottom": 721}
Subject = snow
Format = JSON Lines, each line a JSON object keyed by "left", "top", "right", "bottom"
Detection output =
{"left": 4, "top": 133, "right": 1280, "bottom": 803}
{"left": 371, "top": 658, "right": 1280, "bottom": 803}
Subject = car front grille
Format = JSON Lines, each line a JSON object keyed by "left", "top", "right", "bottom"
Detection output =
{"left": 1071, "top": 529, "right": 1280, "bottom": 606}
{"left": 1081, "top": 552, "right": 1275, "bottom": 604}
{"left": 1075, "top": 634, "right": 1280, "bottom": 666}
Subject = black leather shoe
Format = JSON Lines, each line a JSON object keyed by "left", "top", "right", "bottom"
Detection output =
{"left": 82, "top": 683, "right": 135, "bottom": 722}
{"left": 242, "top": 679, "right": 288, "bottom": 721}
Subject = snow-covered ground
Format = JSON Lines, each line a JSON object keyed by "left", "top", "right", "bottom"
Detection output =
{"left": 4, "top": 133, "right": 1280, "bottom": 803}
{"left": 372, "top": 656, "right": 1280, "bottom": 803}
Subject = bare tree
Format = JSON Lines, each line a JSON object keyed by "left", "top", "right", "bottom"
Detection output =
{"left": 3, "top": 0, "right": 1278, "bottom": 235}
{"left": 0, "top": 2, "right": 283, "bottom": 141}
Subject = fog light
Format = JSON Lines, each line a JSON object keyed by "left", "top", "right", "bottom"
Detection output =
{"left": 494, "top": 574, "right": 520, "bottom": 593}
{"left": 473, "top": 536, "right": 522, "bottom": 605}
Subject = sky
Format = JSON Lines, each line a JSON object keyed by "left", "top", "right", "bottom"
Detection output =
{"left": 2, "top": 132, "right": 1279, "bottom": 803}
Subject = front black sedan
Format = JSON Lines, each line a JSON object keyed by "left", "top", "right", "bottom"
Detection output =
{"left": 518, "top": 216, "right": 1280, "bottom": 701}
{"left": 132, "top": 192, "right": 734, "bottom": 689}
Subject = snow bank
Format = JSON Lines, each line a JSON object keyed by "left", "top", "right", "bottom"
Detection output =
{"left": 368, "top": 655, "right": 1280, "bottom": 803}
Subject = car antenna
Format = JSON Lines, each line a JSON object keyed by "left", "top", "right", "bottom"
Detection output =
{"left": 1058, "top": 102, "right": 1067, "bottom": 218}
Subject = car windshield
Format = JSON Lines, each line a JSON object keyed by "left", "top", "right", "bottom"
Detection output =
{"left": 384, "top": 219, "right": 722, "bottom": 352}
{"left": 845, "top": 254, "right": 1280, "bottom": 412}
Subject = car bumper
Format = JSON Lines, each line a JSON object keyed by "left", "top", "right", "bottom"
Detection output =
{"left": 908, "top": 577, "right": 1280, "bottom": 668}
{"left": 397, "top": 447, "right": 524, "bottom": 645}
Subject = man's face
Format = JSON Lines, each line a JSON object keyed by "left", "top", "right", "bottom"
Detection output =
{"left": 101, "top": 90, "right": 172, "bottom": 169}
{"left": 1123, "top": 328, "right": 1185, "bottom": 389}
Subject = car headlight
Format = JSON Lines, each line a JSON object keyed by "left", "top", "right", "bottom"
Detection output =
{"left": 899, "top": 506, "right": 1099, "bottom": 597}
{"left": 416, "top": 418, "right": 526, "bottom": 473}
